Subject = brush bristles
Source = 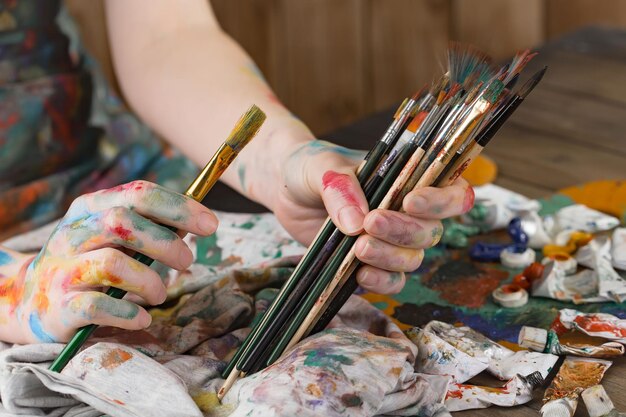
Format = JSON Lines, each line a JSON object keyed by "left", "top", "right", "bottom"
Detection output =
{"left": 226, "top": 105, "right": 267, "bottom": 152}
{"left": 447, "top": 42, "right": 496, "bottom": 85}
{"left": 519, "top": 66, "right": 548, "bottom": 98}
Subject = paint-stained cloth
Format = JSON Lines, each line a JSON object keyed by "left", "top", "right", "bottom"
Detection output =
{"left": 0, "top": 212, "right": 452, "bottom": 417}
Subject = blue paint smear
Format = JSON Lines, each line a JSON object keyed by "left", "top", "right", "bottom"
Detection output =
{"left": 28, "top": 312, "right": 56, "bottom": 343}
{"left": 0, "top": 251, "right": 13, "bottom": 266}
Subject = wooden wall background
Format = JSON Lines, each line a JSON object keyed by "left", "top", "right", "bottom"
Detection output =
{"left": 67, "top": 0, "right": 626, "bottom": 137}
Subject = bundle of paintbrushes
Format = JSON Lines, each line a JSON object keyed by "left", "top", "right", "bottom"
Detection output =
{"left": 219, "top": 44, "right": 547, "bottom": 398}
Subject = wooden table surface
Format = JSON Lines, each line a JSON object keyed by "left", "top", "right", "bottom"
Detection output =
{"left": 204, "top": 27, "right": 626, "bottom": 416}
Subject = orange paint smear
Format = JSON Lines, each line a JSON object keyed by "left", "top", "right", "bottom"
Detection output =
{"left": 574, "top": 316, "right": 626, "bottom": 338}
{"left": 100, "top": 348, "right": 133, "bottom": 370}
{"left": 559, "top": 180, "right": 626, "bottom": 220}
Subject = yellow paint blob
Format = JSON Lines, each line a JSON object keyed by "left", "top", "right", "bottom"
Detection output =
{"left": 462, "top": 155, "right": 498, "bottom": 186}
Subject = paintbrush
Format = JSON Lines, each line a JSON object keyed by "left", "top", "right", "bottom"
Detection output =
{"left": 219, "top": 92, "right": 422, "bottom": 388}
{"left": 49, "top": 105, "right": 266, "bottom": 373}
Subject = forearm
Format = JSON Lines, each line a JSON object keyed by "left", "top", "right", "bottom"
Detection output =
{"left": 105, "top": 1, "right": 314, "bottom": 210}
{"left": 0, "top": 247, "right": 34, "bottom": 344}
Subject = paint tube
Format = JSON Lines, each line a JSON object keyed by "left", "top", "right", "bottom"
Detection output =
{"left": 582, "top": 385, "right": 626, "bottom": 417}
{"left": 445, "top": 372, "right": 543, "bottom": 412}
{"left": 532, "top": 260, "right": 606, "bottom": 304}
{"left": 519, "top": 326, "right": 624, "bottom": 358}
{"left": 519, "top": 210, "right": 553, "bottom": 249}
{"left": 542, "top": 254, "right": 577, "bottom": 274}
{"left": 541, "top": 357, "right": 612, "bottom": 417}
{"left": 406, "top": 327, "right": 488, "bottom": 383}
{"left": 424, "top": 321, "right": 558, "bottom": 380}
{"left": 575, "top": 238, "right": 626, "bottom": 303}
{"left": 492, "top": 284, "right": 529, "bottom": 308}
{"left": 612, "top": 228, "right": 626, "bottom": 271}
{"left": 461, "top": 184, "right": 540, "bottom": 231}
{"left": 554, "top": 204, "right": 620, "bottom": 234}
{"left": 551, "top": 309, "right": 626, "bottom": 344}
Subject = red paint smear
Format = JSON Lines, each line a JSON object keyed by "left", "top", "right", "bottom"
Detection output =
{"left": 113, "top": 399, "right": 126, "bottom": 405}
{"left": 0, "top": 112, "right": 18, "bottom": 129}
{"left": 574, "top": 316, "right": 626, "bottom": 338}
{"left": 322, "top": 171, "right": 360, "bottom": 206}
{"left": 550, "top": 318, "right": 569, "bottom": 336}
{"left": 426, "top": 262, "right": 508, "bottom": 308}
{"left": 500, "top": 284, "right": 522, "bottom": 294}
{"left": 446, "top": 389, "right": 464, "bottom": 400}
{"left": 462, "top": 186, "right": 475, "bottom": 213}
{"left": 104, "top": 181, "right": 144, "bottom": 194}
{"left": 111, "top": 225, "right": 133, "bottom": 241}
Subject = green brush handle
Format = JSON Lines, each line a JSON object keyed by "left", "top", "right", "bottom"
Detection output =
{"left": 49, "top": 252, "right": 156, "bottom": 372}
{"left": 265, "top": 143, "right": 417, "bottom": 366}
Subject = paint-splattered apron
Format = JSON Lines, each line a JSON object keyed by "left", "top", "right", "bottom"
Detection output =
{"left": 0, "top": 0, "right": 198, "bottom": 240}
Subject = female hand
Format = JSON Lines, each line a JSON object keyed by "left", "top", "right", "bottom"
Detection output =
{"left": 7, "top": 180, "right": 217, "bottom": 344}
{"left": 273, "top": 140, "right": 474, "bottom": 294}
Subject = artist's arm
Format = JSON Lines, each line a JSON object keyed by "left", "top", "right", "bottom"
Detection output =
{"left": 105, "top": 0, "right": 473, "bottom": 294}
{"left": 0, "top": 182, "right": 217, "bottom": 344}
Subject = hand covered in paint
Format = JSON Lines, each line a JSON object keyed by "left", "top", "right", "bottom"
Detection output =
{"left": 274, "top": 140, "right": 474, "bottom": 294}
{"left": 1, "top": 181, "right": 217, "bottom": 344}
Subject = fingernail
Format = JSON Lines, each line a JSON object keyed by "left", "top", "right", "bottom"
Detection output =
{"left": 337, "top": 206, "right": 364, "bottom": 234}
{"left": 359, "top": 269, "right": 380, "bottom": 287}
{"left": 407, "top": 195, "right": 428, "bottom": 213}
{"left": 197, "top": 211, "right": 216, "bottom": 234}
{"left": 138, "top": 311, "right": 152, "bottom": 328}
{"left": 157, "top": 286, "right": 168, "bottom": 304}
{"left": 179, "top": 246, "right": 194, "bottom": 268}
{"left": 368, "top": 214, "right": 388, "bottom": 236}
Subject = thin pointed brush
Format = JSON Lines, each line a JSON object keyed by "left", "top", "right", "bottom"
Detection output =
{"left": 49, "top": 105, "right": 267, "bottom": 373}
{"left": 219, "top": 92, "right": 421, "bottom": 394}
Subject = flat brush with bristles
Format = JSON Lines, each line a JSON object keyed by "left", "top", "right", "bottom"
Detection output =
{"left": 49, "top": 105, "right": 266, "bottom": 373}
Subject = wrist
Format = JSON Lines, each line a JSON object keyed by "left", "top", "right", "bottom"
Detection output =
{"left": 236, "top": 115, "right": 315, "bottom": 211}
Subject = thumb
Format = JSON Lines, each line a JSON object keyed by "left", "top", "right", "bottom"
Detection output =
{"left": 319, "top": 169, "right": 369, "bottom": 235}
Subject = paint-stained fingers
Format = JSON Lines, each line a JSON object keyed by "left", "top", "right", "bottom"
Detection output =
{"left": 65, "top": 291, "right": 152, "bottom": 331}
{"left": 356, "top": 265, "right": 406, "bottom": 294}
{"left": 59, "top": 207, "right": 193, "bottom": 270}
{"left": 318, "top": 169, "right": 369, "bottom": 235}
{"left": 363, "top": 209, "right": 443, "bottom": 249}
{"left": 402, "top": 177, "right": 474, "bottom": 220}
{"left": 354, "top": 235, "right": 424, "bottom": 272}
{"left": 70, "top": 249, "right": 166, "bottom": 305}
{"left": 69, "top": 180, "right": 218, "bottom": 236}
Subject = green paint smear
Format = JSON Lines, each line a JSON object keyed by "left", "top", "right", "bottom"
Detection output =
{"left": 238, "top": 164, "right": 246, "bottom": 191}
{"left": 131, "top": 214, "right": 176, "bottom": 241}
{"left": 91, "top": 295, "right": 139, "bottom": 320}
{"left": 239, "top": 221, "right": 255, "bottom": 230}
{"left": 196, "top": 234, "right": 222, "bottom": 265}
{"left": 303, "top": 350, "right": 354, "bottom": 369}
{"left": 538, "top": 193, "right": 575, "bottom": 217}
